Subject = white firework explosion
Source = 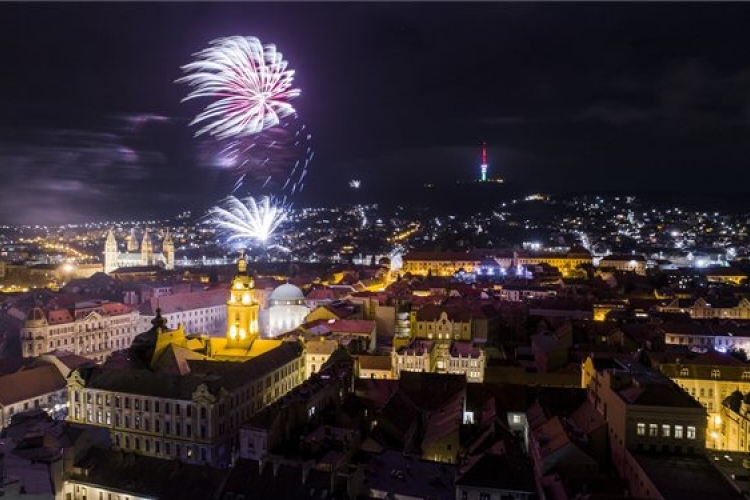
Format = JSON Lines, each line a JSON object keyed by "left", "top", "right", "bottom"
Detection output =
{"left": 178, "top": 36, "right": 300, "bottom": 139}
{"left": 208, "top": 195, "right": 289, "bottom": 248}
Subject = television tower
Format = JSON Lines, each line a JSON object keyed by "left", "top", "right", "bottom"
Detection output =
{"left": 480, "top": 142, "right": 488, "bottom": 182}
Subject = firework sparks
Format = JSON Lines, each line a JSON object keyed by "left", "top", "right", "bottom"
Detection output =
{"left": 349, "top": 179, "right": 361, "bottom": 189}
{"left": 178, "top": 36, "right": 300, "bottom": 139}
{"left": 208, "top": 195, "right": 288, "bottom": 248}
{"left": 215, "top": 114, "right": 313, "bottom": 196}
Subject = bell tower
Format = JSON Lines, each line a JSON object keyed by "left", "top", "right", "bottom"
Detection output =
{"left": 104, "top": 228, "right": 118, "bottom": 274}
{"left": 225, "top": 251, "right": 259, "bottom": 349}
{"left": 162, "top": 229, "right": 175, "bottom": 270}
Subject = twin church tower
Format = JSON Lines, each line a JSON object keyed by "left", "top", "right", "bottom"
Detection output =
{"left": 103, "top": 227, "right": 175, "bottom": 274}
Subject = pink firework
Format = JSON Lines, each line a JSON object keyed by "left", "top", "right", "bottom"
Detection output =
{"left": 177, "top": 36, "right": 300, "bottom": 139}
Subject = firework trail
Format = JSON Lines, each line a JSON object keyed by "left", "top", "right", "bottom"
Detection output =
{"left": 177, "top": 36, "right": 300, "bottom": 139}
{"left": 215, "top": 114, "right": 313, "bottom": 197}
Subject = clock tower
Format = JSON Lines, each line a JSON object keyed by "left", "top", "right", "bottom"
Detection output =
{"left": 226, "top": 251, "right": 259, "bottom": 349}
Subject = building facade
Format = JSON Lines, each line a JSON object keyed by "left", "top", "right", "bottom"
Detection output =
{"left": 259, "top": 283, "right": 311, "bottom": 337}
{"left": 139, "top": 288, "right": 228, "bottom": 335}
{"left": 22, "top": 300, "right": 140, "bottom": 361}
{"left": 104, "top": 227, "right": 174, "bottom": 274}
{"left": 67, "top": 256, "right": 305, "bottom": 468}
{"left": 656, "top": 351, "right": 750, "bottom": 449}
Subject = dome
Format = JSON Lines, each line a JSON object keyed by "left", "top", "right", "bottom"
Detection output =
{"left": 269, "top": 283, "right": 305, "bottom": 302}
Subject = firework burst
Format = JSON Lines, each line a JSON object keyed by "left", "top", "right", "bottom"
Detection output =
{"left": 208, "top": 195, "right": 289, "bottom": 248}
{"left": 178, "top": 36, "right": 300, "bottom": 139}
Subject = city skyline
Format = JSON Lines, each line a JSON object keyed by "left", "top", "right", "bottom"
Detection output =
{"left": 2, "top": 3, "right": 750, "bottom": 224}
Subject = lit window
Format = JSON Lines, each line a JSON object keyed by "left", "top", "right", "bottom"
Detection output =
{"left": 649, "top": 424, "right": 658, "bottom": 437}
{"left": 687, "top": 426, "right": 696, "bottom": 439}
{"left": 712, "top": 369, "right": 720, "bottom": 379}
{"left": 680, "top": 368, "right": 689, "bottom": 377}
{"left": 743, "top": 371, "right": 750, "bottom": 381}
{"left": 662, "top": 424, "right": 670, "bottom": 437}
{"left": 637, "top": 423, "right": 645, "bottom": 436}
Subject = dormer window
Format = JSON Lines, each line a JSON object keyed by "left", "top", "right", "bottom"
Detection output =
{"left": 712, "top": 369, "right": 720, "bottom": 379}
{"left": 742, "top": 371, "right": 750, "bottom": 381}
{"left": 680, "top": 368, "right": 689, "bottom": 377}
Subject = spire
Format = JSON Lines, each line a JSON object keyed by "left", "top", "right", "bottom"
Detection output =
{"left": 480, "top": 141, "right": 488, "bottom": 182}
{"left": 238, "top": 249, "right": 247, "bottom": 275}
{"left": 127, "top": 227, "right": 139, "bottom": 252}
{"left": 151, "top": 307, "right": 167, "bottom": 331}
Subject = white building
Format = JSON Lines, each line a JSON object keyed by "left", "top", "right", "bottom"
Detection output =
{"left": 104, "top": 227, "right": 174, "bottom": 274}
{"left": 138, "top": 288, "right": 228, "bottom": 335}
{"left": 259, "top": 283, "right": 311, "bottom": 337}
{"left": 21, "top": 301, "right": 141, "bottom": 362}
{"left": 598, "top": 254, "right": 647, "bottom": 275}
{"left": 0, "top": 362, "right": 67, "bottom": 428}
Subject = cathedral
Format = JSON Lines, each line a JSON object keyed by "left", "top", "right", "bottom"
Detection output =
{"left": 103, "top": 227, "right": 175, "bottom": 274}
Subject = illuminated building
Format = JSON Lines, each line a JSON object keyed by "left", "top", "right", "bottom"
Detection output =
{"left": 103, "top": 227, "right": 174, "bottom": 274}
{"left": 258, "top": 283, "right": 310, "bottom": 337}
{"left": 139, "top": 288, "right": 228, "bottom": 335}
{"left": 655, "top": 350, "right": 750, "bottom": 449}
{"left": 718, "top": 390, "right": 750, "bottom": 452}
{"left": 393, "top": 305, "right": 486, "bottom": 382}
{"left": 21, "top": 300, "right": 141, "bottom": 362}
{"left": 582, "top": 355, "right": 707, "bottom": 498}
{"left": 66, "top": 254, "right": 304, "bottom": 467}
{"left": 402, "top": 247, "right": 592, "bottom": 278}
{"left": 598, "top": 254, "right": 647, "bottom": 275}
{"left": 657, "top": 297, "right": 750, "bottom": 320}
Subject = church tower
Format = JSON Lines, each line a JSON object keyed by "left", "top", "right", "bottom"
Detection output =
{"left": 141, "top": 228, "right": 153, "bottom": 266}
{"left": 104, "top": 228, "right": 119, "bottom": 274}
{"left": 225, "top": 251, "right": 259, "bottom": 349}
{"left": 127, "top": 227, "right": 139, "bottom": 253}
{"left": 162, "top": 229, "right": 175, "bottom": 270}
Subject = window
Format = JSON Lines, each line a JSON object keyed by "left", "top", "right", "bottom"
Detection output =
{"left": 637, "top": 423, "right": 646, "bottom": 436}
{"left": 662, "top": 424, "right": 670, "bottom": 437}
{"left": 680, "top": 368, "right": 689, "bottom": 376}
{"left": 687, "top": 426, "right": 696, "bottom": 439}
{"left": 649, "top": 424, "right": 658, "bottom": 437}
{"left": 743, "top": 371, "right": 750, "bottom": 381}
{"left": 712, "top": 369, "right": 720, "bottom": 379}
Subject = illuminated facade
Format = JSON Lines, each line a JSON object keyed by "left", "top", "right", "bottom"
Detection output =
{"left": 598, "top": 254, "right": 647, "bottom": 275}
{"left": 656, "top": 351, "right": 750, "bottom": 449}
{"left": 104, "top": 227, "right": 174, "bottom": 274}
{"left": 21, "top": 301, "right": 140, "bottom": 362}
{"left": 657, "top": 297, "right": 750, "bottom": 320}
{"left": 224, "top": 252, "right": 260, "bottom": 348}
{"left": 66, "top": 254, "right": 305, "bottom": 467}
{"left": 402, "top": 248, "right": 592, "bottom": 278}
{"left": 393, "top": 305, "right": 485, "bottom": 382}
{"left": 719, "top": 390, "right": 750, "bottom": 452}
{"left": 259, "top": 283, "right": 310, "bottom": 337}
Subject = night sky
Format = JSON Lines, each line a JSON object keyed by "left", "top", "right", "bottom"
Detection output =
{"left": 2, "top": 3, "right": 750, "bottom": 224}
